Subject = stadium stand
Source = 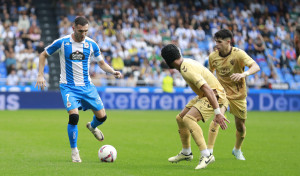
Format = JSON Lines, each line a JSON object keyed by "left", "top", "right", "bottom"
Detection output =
{"left": 0, "top": 0, "right": 300, "bottom": 90}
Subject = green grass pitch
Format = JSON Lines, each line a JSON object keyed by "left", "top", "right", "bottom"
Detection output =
{"left": 0, "top": 110, "right": 299, "bottom": 176}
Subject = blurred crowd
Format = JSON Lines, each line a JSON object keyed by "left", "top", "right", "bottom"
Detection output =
{"left": 0, "top": 0, "right": 47, "bottom": 86}
{"left": 1, "top": 0, "right": 300, "bottom": 89}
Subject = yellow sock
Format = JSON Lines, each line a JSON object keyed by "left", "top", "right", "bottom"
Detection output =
{"left": 183, "top": 114, "right": 207, "bottom": 151}
{"left": 207, "top": 121, "right": 220, "bottom": 149}
{"left": 176, "top": 114, "right": 190, "bottom": 149}
{"left": 235, "top": 128, "right": 246, "bottom": 149}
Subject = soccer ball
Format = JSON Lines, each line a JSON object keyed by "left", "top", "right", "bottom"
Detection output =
{"left": 98, "top": 145, "right": 117, "bottom": 162}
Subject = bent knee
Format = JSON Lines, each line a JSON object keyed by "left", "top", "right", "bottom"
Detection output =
{"left": 236, "top": 125, "right": 246, "bottom": 133}
{"left": 69, "top": 114, "right": 79, "bottom": 125}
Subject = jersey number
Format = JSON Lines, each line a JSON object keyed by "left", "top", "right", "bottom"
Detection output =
{"left": 66, "top": 94, "right": 70, "bottom": 101}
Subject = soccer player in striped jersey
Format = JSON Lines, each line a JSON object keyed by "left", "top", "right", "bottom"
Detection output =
{"left": 35, "top": 16, "right": 122, "bottom": 163}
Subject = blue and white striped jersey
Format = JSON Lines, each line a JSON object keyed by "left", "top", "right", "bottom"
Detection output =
{"left": 45, "top": 34, "right": 103, "bottom": 86}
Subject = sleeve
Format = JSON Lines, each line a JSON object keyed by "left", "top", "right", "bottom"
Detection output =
{"left": 92, "top": 42, "right": 103, "bottom": 62}
{"left": 45, "top": 39, "right": 63, "bottom": 56}
{"left": 239, "top": 49, "right": 255, "bottom": 67}
{"left": 208, "top": 53, "right": 215, "bottom": 72}
{"left": 181, "top": 66, "right": 207, "bottom": 89}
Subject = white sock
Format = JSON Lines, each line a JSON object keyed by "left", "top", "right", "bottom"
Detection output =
{"left": 208, "top": 148, "right": 213, "bottom": 154}
{"left": 181, "top": 147, "right": 191, "bottom": 155}
{"left": 71, "top": 147, "right": 78, "bottom": 153}
{"left": 233, "top": 147, "right": 241, "bottom": 151}
{"left": 200, "top": 149, "right": 210, "bottom": 157}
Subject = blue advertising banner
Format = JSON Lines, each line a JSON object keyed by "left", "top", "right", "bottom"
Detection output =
{"left": 0, "top": 91, "right": 299, "bottom": 111}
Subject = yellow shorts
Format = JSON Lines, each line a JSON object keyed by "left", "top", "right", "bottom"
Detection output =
{"left": 186, "top": 96, "right": 228, "bottom": 122}
{"left": 229, "top": 99, "right": 247, "bottom": 119}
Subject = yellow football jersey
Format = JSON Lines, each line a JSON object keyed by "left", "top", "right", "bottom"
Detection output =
{"left": 209, "top": 47, "right": 255, "bottom": 100}
{"left": 180, "top": 59, "right": 226, "bottom": 102}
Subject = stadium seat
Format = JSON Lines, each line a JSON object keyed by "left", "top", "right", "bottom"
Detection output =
{"left": 294, "top": 75, "right": 300, "bottom": 82}
{"left": 262, "top": 66, "right": 271, "bottom": 76}
{"left": 0, "top": 62, "right": 6, "bottom": 78}
{"left": 284, "top": 73, "right": 295, "bottom": 84}
{"left": 289, "top": 61, "right": 297, "bottom": 70}
{"left": 275, "top": 68, "right": 284, "bottom": 82}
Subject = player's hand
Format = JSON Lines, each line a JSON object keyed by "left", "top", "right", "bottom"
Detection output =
{"left": 35, "top": 75, "right": 46, "bottom": 90}
{"left": 213, "top": 114, "right": 230, "bottom": 130}
{"left": 230, "top": 73, "right": 246, "bottom": 82}
{"left": 113, "top": 71, "right": 122, "bottom": 79}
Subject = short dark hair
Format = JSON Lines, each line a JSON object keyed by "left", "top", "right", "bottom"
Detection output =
{"left": 74, "top": 16, "right": 89, "bottom": 26}
{"left": 161, "top": 44, "right": 181, "bottom": 68}
{"left": 214, "top": 29, "right": 233, "bottom": 40}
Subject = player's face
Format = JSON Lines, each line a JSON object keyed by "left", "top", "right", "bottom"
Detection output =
{"left": 73, "top": 24, "right": 89, "bottom": 42}
{"left": 214, "top": 38, "right": 230, "bottom": 53}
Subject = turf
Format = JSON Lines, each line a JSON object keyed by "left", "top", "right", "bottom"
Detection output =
{"left": 0, "top": 110, "right": 299, "bottom": 176}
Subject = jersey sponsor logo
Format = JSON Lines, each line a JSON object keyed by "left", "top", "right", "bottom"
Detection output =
{"left": 182, "top": 66, "right": 187, "bottom": 72}
{"left": 220, "top": 67, "right": 231, "bottom": 76}
{"left": 70, "top": 50, "right": 85, "bottom": 60}
{"left": 65, "top": 42, "right": 70, "bottom": 46}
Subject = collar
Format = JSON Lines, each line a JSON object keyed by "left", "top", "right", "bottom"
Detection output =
{"left": 219, "top": 47, "right": 232, "bottom": 57}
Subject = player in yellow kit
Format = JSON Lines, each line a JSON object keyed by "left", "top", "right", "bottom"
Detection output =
{"left": 294, "top": 24, "right": 300, "bottom": 65}
{"left": 161, "top": 44, "right": 230, "bottom": 169}
{"left": 208, "top": 29, "right": 260, "bottom": 160}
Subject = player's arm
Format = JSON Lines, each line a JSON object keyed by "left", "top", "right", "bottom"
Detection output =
{"left": 201, "top": 83, "right": 230, "bottom": 130}
{"left": 93, "top": 41, "right": 122, "bottom": 78}
{"left": 230, "top": 62, "right": 260, "bottom": 82}
{"left": 35, "top": 51, "right": 49, "bottom": 90}
{"left": 230, "top": 49, "right": 261, "bottom": 82}
{"left": 97, "top": 60, "right": 122, "bottom": 79}
{"left": 36, "top": 38, "right": 62, "bottom": 90}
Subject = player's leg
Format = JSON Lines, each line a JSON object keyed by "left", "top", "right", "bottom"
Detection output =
{"left": 230, "top": 99, "right": 247, "bottom": 160}
{"left": 86, "top": 108, "right": 106, "bottom": 141}
{"left": 91, "top": 108, "right": 107, "bottom": 128}
{"left": 232, "top": 116, "right": 246, "bottom": 160}
{"left": 68, "top": 108, "right": 82, "bottom": 162}
{"left": 207, "top": 106, "right": 227, "bottom": 154}
{"left": 169, "top": 96, "right": 199, "bottom": 163}
{"left": 81, "top": 85, "right": 106, "bottom": 141}
{"left": 60, "top": 84, "right": 82, "bottom": 162}
{"left": 182, "top": 107, "right": 214, "bottom": 169}
{"left": 168, "top": 107, "right": 193, "bottom": 163}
